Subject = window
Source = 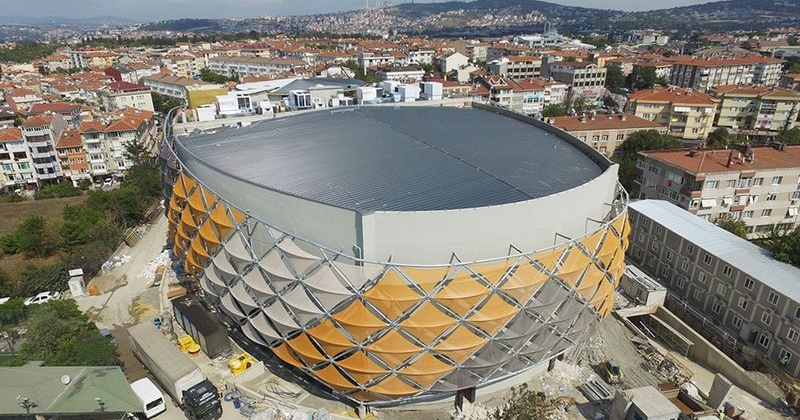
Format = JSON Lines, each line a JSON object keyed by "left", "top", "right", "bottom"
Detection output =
{"left": 660, "top": 267, "right": 670, "bottom": 278}
{"left": 616, "top": 134, "right": 625, "bottom": 140}
{"left": 650, "top": 243, "right": 659, "bottom": 252}
{"left": 761, "top": 311, "right": 772, "bottom": 326}
{"left": 634, "top": 248, "right": 643, "bottom": 259}
{"left": 681, "top": 260, "right": 689, "bottom": 272}
{"left": 732, "top": 315, "right": 743, "bottom": 329}
{"left": 722, "top": 265, "right": 732, "bottom": 277}
{"left": 766, "top": 193, "right": 777, "bottom": 201}
{"left": 779, "top": 349, "right": 792, "bottom": 364}
{"left": 758, "top": 333, "right": 771, "bottom": 349}
{"left": 738, "top": 178, "right": 752, "bottom": 188}
{"left": 726, "top": 180, "right": 737, "bottom": 188}
{"left": 638, "top": 231, "right": 646, "bottom": 243}
{"left": 693, "top": 288, "right": 703, "bottom": 300}
{"left": 686, "top": 244, "right": 694, "bottom": 255}
{"left": 703, "top": 254, "right": 712, "bottom": 265}
{"left": 744, "top": 210, "right": 754, "bottom": 219}
{"left": 704, "top": 180, "right": 719, "bottom": 190}
{"left": 767, "top": 291, "right": 779, "bottom": 305}
{"left": 697, "top": 272, "right": 707, "bottom": 284}
{"left": 796, "top": 307, "right": 800, "bottom": 319}
{"left": 712, "top": 301, "right": 722, "bottom": 314}
{"left": 738, "top": 297, "right": 749, "bottom": 310}
{"left": 772, "top": 176, "right": 783, "bottom": 185}
{"left": 717, "top": 283, "right": 726, "bottom": 296}
{"left": 761, "top": 209, "right": 772, "bottom": 217}
{"left": 789, "top": 328, "right": 799, "bottom": 343}
{"left": 744, "top": 278, "right": 755, "bottom": 290}
{"left": 676, "top": 277, "right": 686, "bottom": 289}
{"left": 753, "top": 177, "right": 764, "bottom": 186}
{"left": 666, "top": 250, "right": 673, "bottom": 262}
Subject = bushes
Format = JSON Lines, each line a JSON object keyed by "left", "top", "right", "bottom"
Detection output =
{"left": 1, "top": 215, "right": 60, "bottom": 258}
{"left": 36, "top": 182, "right": 81, "bottom": 199}
{"left": 20, "top": 262, "right": 69, "bottom": 297}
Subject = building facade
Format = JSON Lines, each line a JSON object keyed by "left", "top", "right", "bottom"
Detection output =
{"left": 143, "top": 74, "right": 227, "bottom": 109}
{"left": 0, "top": 127, "right": 36, "bottom": 189}
{"left": 546, "top": 62, "right": 606, "bottom": 102}
{"left": 209, "top": 56, "right": 302, "bottom": 78}
{"left": 100, "top": 81, "right": 155, "bottom": 112}
{"left": 626, "top": 87, "right": 719, "bottom": 140}
{"left": 711, "top": 85, "right": 800, "bottom": 132}
{"left": 669, "top": 56, "right": 784, "bottom": 90}
{"left": 627, "top": 200, "right": 800, "bottom": 378}
{"left": 634, "top": 144, "right": 800, "bottom": 236}
{"left": 55, "top": 129, "right": 90, "bottom": 184}
{"left": 548, "top": 114, "right": 667, "bottom": 155}
{"left": 21, "top": 113, "right": 65, "bottom": 185}
{"left": 486, "top": 56, "right": 543, "bottom": 79}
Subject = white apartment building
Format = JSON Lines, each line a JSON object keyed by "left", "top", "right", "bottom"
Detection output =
{"left": 100, "top": 82, "right": 155, "bottom": 112}
{"left": 627, "top": 87, "right": 719, "bottom": 140}
{"left": 670, "top": 55, "right": 784, "bottom": 90}
{"left": 0, "top": 127, "right": 36, "bottom": 189}
{"left": 634, "top": 144, "right": 800, "bottom": 237}
{"left": 406, "top": 47, "right": 435, "bottom": 65}
{"left": 474, "top": 76, "right": 567, "bottom": 116}
{"left": 80, "top": 120, "right": 108, "bottom": 177}
{"left": 712, "top": 85, "right": 800, "bottom": 132}
{"left": 208, "top": 56, "right": 302, "bottom": 78}
{"left": 486, "top": 55, "right": 543, "bottom": 79}
{"left": 547, "top": 61, "right": 606, "bottom": 102}
{"left": 21, "top": 113, "right": 66, "bottom": 184}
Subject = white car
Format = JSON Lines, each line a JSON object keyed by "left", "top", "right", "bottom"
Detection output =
{"left": 23, "top": 291, "right": 61, "bottom": 306}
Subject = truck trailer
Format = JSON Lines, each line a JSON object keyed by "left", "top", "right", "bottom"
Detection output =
{"left": 128, "top": 320, "right": 222, "bottom": 420}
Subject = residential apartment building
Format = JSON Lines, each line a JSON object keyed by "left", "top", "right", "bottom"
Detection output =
{"left": 711, "top": 85, "right": 800, "bottom": 132}
{"left": 546, "top": 61, "right": 606, "bottom": 102}
{"left": 21, "top": 113, "right": 66, "bottom": 184}
{"left": 0, "top": 127, "right": 36, "bottom": 189}
{"left": 548, "top": 114, "right": 666, "bottom": 155}
{"left": 55, "top": 129, "right": 90, "bottom": 184}
{"left": 375, "top": 65, "right": 425, "bottom": 83}
{"left": 782, "top": 73, "right": 800, "bottom": 91}
{"left": 99, "top": 82, "right": 155, "bottom": 112}
{"left": 669, "top": 55, "right": 784, "bottom": 90}
{"left": 474, "top": 76, "right": 567, "bottom": 116}
{"left": 405, "top": 47, "right": 435, "bottom": 65}
{"left": 143, "top": 74, "right": 227, "bottom": 109}
{"left": 43, "top": 54, "right": 72, "bottom": 73}
{"left": 3, "top": 88, "right": 44, "bottom": 112}
{"left": 626, "top": 87, "right": 718, "bottom": 140}
{"left": 105, "top": 62, "right": 161, "bottom": 84}
{"left": 634, "top": 144, "right": 800, "bottom": 236}
{"left": 161, "top": 54, "right": 201, "bottom": 78}
{"left": 627, "top": 199, "right": 800, "bottom": 378}
{"left": 486, "top": 56, "right": 543, "bottom": 79}
{"left": 78, "top": 109, "right": 156, "bottom": 178}
{"left": 208, "top": 56, "right": 302, "bottom": 78}
{"left": 68, "top": 49, "right": 117, "bottom": 69}
{"left": 437, "top": 52, "right": 469, "bottom": 74}
{"left": 358, "top": 51, "right": 400, "bottom": 69}
{"left": 27, "top": 102, "right": 82, "bottom": 129}
{"left": 80, "top": 120, "right": 108, "bottom": 177}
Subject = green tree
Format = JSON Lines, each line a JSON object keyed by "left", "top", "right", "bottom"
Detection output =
{"left": 152, "top": 92, "right": 184, "bottom": 114}
{"left": 630, "top": 67, "right": 658, "bottom": 90}
{"left": 0, "top": 298, "right": 28, "bottom": 326}
{"left": 19, "top": 300, "right": 116, "bottom": 366}
{"left": 776, "top": 128, "right": 800, "bottom": 144}
{"left": 603, "top": 95, "right": 619, "bottom": 110}
{"left": 714, "top": 215, "right": 748, "bottom": 238}
{"left": 759, "top": 225, "right": 800, "bottom": 267}
{"left": 492, "top": 383, "right": 550, "bottom": 420}
{"left": 706, "top": 127, "right": 731, "bottom": 147}
{"left": 416, "top": 61, "right": 435, "bottom": 75}
{"left": 541, "top": 103, "right": 567, "bottom": 117}
{"left": 60, "top": 205, "right": 104, "bottom": 247}
{"left": 605, "top": 66, "right": 625, "bottom": 91}
{"left": 14, "top": 215, "right": 59, "bottom": 257}
{"left": 618, "top": 130, "right": 683, "bottom": 156}
{"left": 20, "top": 262, "right": 69, "bottom": 296}
{"left": 123, "top": 135, "right": 154, "bottom": 167}
{"left": 198, "top": 68, "right": 236, "bottom": 84}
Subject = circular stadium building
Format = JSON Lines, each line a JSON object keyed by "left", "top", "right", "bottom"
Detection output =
{"left": 158, "top": 103, "right": 629, "bottom": 405}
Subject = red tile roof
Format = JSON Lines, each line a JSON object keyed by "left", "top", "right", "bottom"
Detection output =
{"left": 28, "top": 102, "right": 81, "bottom": 115}
{"left": 712, "top": 85, "right": 800, "bottom": 99}
{"left": 629, "top": 87, "right": 718, "bottom": 106}
{"left": 80, "top": 120, "right": 105, "bottom": 133}
{"left": 550, "top": 114, "right": 665, "bottom": 132}
{"left": 641, "top": 145, "right": 800, "bottom": 174}
{"left": 22, "top": 113, "right": 55, "bottom": 127}
{"left": 0, "top": 126, "right": 23, "bottom": 143}
{"left": 56, "top": 129, "right": 82, "bottom": 149}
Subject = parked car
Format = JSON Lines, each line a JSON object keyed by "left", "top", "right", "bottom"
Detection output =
{"left": 103, "top": 177, "right": 113, "bottom": 188}
{"left": 23, "top": 291, "right": 61, "bottom": 306}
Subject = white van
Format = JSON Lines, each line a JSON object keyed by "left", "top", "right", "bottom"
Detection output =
{"left": 130, "top": 378, "right": 166, "bottom": 418}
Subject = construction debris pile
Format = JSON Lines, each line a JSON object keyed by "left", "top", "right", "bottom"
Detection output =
{"left": 631, "top": 336, "right": 692, "bottom": 385}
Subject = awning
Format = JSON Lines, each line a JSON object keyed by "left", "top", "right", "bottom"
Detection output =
{"left": 789, "top": 207, "right": 798, "bottom": 217}
{"left": 722, "top": 197, "right": 733, "bottom": 206}
{"left": 701, "top": 198, "right": 717, "bottom": 208}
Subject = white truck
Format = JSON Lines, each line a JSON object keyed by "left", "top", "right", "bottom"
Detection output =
{"left": 128, "top": 320, "right": 222, "bottom": 420}
{"left": 130, "top": 378, "right": 166, "bottom": 418}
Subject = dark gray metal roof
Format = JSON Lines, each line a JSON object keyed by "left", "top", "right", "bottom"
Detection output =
{"left": 180, "top": 106, "right": 604, "bottom": 213}
{"left": 277, "top": 77, "right": 364, "bottom": 93}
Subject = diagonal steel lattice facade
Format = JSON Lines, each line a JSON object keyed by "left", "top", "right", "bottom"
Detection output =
{"left": 158, "top": 127, "right": 630, "bottom": 405}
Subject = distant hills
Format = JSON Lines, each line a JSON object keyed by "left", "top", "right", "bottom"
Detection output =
{"left": 0, "top": 15, "right": 137, "bottom": 26}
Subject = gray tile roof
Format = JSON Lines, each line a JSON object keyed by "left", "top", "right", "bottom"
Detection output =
{"left": 629, "top": 199, "right": 800, "bottom": 303}
{"left": 180, "top": 106, "right": 604, "bottom": 213}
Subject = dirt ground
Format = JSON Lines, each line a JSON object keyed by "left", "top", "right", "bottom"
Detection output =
{"left": 0, "top": 195, "right": 87, "bottom": 236}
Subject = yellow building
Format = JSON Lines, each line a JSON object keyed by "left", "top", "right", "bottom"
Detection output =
{"left": 626, "top": 87, "right": 719, "bottom": 140}
{"left": 712, "top": 85, "right": 800, "bottom": 132}
{"left": 143, "top": 74, "right": 227, "bottom": 109}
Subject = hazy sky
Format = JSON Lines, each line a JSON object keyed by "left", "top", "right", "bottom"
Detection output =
{"left": 0, "top": 0, "right": 716, "bottom": 21}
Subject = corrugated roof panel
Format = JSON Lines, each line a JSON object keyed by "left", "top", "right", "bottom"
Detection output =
{"left": 180, "top": 106, "right": 604, "bottom": 213}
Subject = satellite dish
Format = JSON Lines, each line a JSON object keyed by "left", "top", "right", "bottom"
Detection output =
{"left": 60, "top": 375, "right": 71, "bottom": 385}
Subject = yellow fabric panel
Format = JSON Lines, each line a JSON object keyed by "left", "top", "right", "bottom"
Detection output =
{"left": 598, "top": 228, "right": 619, "bottom": 259}
{"left": 580, "top": 230, "right": 606, "bottom": 257}
{"left": 311, "top": 364, "right": 354, "bottom": 391}
{"left": 191, "top": 236, "right": 209, "bottom": 259}
{"left": 501, "top": 262, "right": 548, "bottom": 304}
{"left": 399, "top": 303, "right": 456, "bottom": 345}
{"left": 363, "top": 270, "right": 421, "bottom": 320}
{"left": 180, "top": 206, "right": 197, "bottom": 229}
{"left": 336, "top": 350, "right": 386, "bottom": 378}
{"left": 576, "top": 265, "right": 604, "bottom": 302}
{"left": 532, "top": 248, "right": 563, "bottom": 272}
{"left": 557, "top": 248, "right": 590, "bottom": 286}
{"left": 187, "top": 187, "right": 208, "bottom": 214}
{"left": 288, "top": 334, "right": 326, "bottom": 364}
{"left": 368, "top": 375, "right": 418, "bottom": 397}
{"left": 401, "top": 353, "right": 453, "bottom": 376}
{"left": 271, "top": 343, "right": 305, "bottom": 369}
{"left": 435, "top": 270, "right": 489, "bottom": 316}
{"left": 333, "top": 300, "right": 387, "bottom": 343}
{"left": 402, "top": 266, "right": 449, "bottom": 293}
{"left": 229, "top": 206, "right": 246, "bottom": 224}
{"left": 435, "top": 294, "right": 485, "bottom": 317}
{"left": 185, "top": 250, "right": 201, "bottom": 276}
{"left": 591, "top": 279, "right": 615, "bottom": 313}
{"left": 467, "top": 295, "right": 518, "bottom": 336}
{"left": 366, "top": 330, "right": 421, "bottom": 367}
{"left": 472, "top": 259, "right": 511, "bottom": 286}
{"left": 210, "top": 205, "right": 235, "bottom": 228}
{"left": 173, "top": 174, "right": 189, "bottom": 199}
{"left": 307, "top": 321, "right": 353, "bottom": 356}
{"left": 168, "top": 195, "right": 182, "bottom": 215}
{"left": 172, "top": 241, "right": 185, "bottom": 258}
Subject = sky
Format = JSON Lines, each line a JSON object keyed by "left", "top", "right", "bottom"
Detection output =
{"left": 0, "top": 0, "right": 716, "bottom": 22}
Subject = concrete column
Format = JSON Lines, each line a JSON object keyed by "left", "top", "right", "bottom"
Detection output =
{"left": 707, "top": 373, "right": 733, "bottom": 410}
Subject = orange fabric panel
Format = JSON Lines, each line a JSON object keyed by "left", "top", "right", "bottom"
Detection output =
{"left": 336, "top": 350, "right": 387, "bottom": 379}
{"left": 576, "top": 265, "right": 604, "bottom": 302}
{"left": 501, "top": 262, "right": 548, "bottom": 304}
{"left": 366, "top": 330, "right": 421, "bottom": 367}
{"left": 399, "top": 303, "right": 456, "bottom": 345}
{"left": 435, "top": 270, "right": 490, "bottom": 316}
{"left": 401, "top": 266, "right": 449, "bottom": 293}
{"left": 311, "top": 364, "right": 355, "bottom": 391}
{"left": 471, "top": 259, "right": 512, "bottom": 286}
{"left": 580, "top": 230, "right": 605, "bottom": 257}
{"left": 434, "top": 325, "right": 486, "bottom": 363}
{"left": 306, "top": 322, "right": 353, "bottom": 357}
{"left": 191, "top": 236, "right": 209, "bottom": 259}
{"left": 401, "top": 353, "right": 453, "bottom": 375}
{"left": 209, "top": 205, "right": 235, "bottom": 228}
{"left": 173, "top": 174, "right": 189, "bottom": 199}
{"left": 557, "top": 248, "right": 590, "bottom": 286}
{"left": 229, "top": 206, "right": 246, "bottom": 224}
{"left": 363, "top": 269, "right": 421, "bottom": 319}
{"left": 532, "top": 248, "right": 563, "bottom": 272}
{"left": 288, "top": 334, "right": 326, "bottom": 365}
{"left": 180, "top": 206, "right": 197, "bottom": 229}
{"left": 333, "top": 300, "right": 386, "bottom": 343}
{"left": 467, "top": 295, "right": 518, "bottom": 336}
{"left": 271, "top": 343, "right": 305, "bottom": 369}
{"left": 187, "top": 187, "right": 208, "bottom": 214}
{"left": 368, "top": 375, "right": 418, "bottom": 397}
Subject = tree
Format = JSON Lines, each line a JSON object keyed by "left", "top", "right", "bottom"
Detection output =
{"left": 198, "top": 68, "right": 236, "bottom": 84}
{"left": 605, "top": 66, "right": 625, "bottom": 92}
{"left": 152, "top": 92, "right": 184, "bottom": 114}
{"left": 714, "top": 215, "right": 748, "bottom": 238}
{"left": 123, "top": 135, "right": 154, "bottom": 167}
{"left": 630, "top": 67, "right": 658, "bottom": 90}
{"left": 541, "top": 103, "right": 567, "bottom": 118}
{"left": 706, "top": 127, "right": 731, "bottom": 147}
{"left": 20, "top": 262, "right": 69, "bottom": 296}
{"left": 603, "top": 95, "right": 619, "bottom": 110}
{"left": 492, "top": 383, "right": 550, "bottom": 420}
{"left": 618, "top": 130, "right": 683, "bottom": 156}
{"left": 19, "top": 300, "right": 116, "bottom": 366}
{"left": 776, "top": 128, "right": 800, "bottom": 144}
{"left": 759, "top": 225, "right": 800, "bottom": 267}
{"left": 416, "top": 61, "right": 435, "bottom": 75}
{"left": 13, "top": 215, "right": 59, "bottom": 258}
